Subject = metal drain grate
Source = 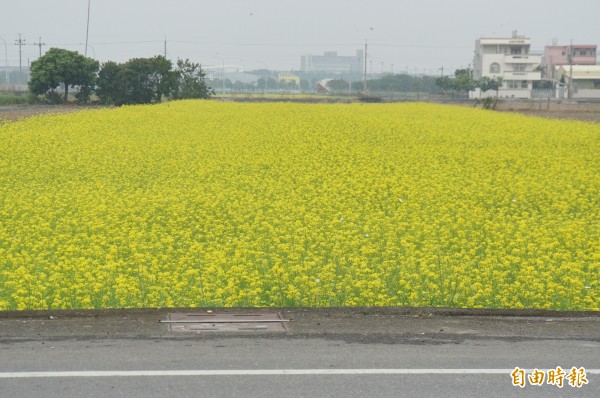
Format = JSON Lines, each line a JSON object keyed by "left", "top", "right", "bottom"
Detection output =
{"left": 160, "top": 312, "right": 289, "bottom": 333}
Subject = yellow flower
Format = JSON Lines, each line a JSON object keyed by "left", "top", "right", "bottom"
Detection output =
{"left": 0, "top": 101, "right": 597, "bottom": 311}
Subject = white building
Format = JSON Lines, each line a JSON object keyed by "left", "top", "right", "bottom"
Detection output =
{"left": 556, "top": 65, "right": 600, "bottom": 99}
{"left": 472, "top": 32, "right": 541, "bottom": 98}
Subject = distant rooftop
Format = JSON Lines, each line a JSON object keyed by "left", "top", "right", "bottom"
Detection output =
{"left": 547, "top": 43, "right": 597, "bottom": 47}
{"left": 557, "top": 64, "right": 600, "bottom": 78}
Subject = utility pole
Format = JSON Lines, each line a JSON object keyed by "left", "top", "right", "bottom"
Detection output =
{"left": 32, "top": 37, "right": 45, "bottom": 57}
{"left": 85, "top": 0, "right": 91, "bottom": 57}
{"left": 568, "top": 39, "right": 573, "bottom": 99}
{"left": 363, "top": 39, "right": 367, "bottom": 93}
{"left": 0, "top": 37, "right": 8, "bottom": 85}
{"left": 214, "top": 56, "right": 224, "bottom": 93}
{"left": 14, "top": 34, "right": 25, "bottom": 84}
{"left": 164, "top": 36, "right": 167, "bottom": 58}
{"left": 348, "top": 64, "right": 352, "bottom": 96}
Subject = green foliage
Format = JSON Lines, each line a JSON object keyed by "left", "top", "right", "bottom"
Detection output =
{"left": 232, "top": 80, "right": 255, "bottom": 92}
{"left": 435, "top": 70, "right": 489, "bottom": 95}
{"left": 354, "top": 74, "right": 439, "bottom": 93}
{"left": 95, "top": 61, "right": 121, "bottom": 105}
{"left": 257, "top": 78, "right": 278, "bottom": 90}
{"left": 0, "top": 93, "right": 32, "bottom": 105}
{"left": 44, "top": 89, "right": 64, "bottom": 105}
{"left": 451, "top": 69, "right": 476, "bottom": 93}
{"left": 28, "top": 48, "right": 99, "bottom": 104}
{"left": 75, "top": 85, "right": 94, "bottom": 104}
{"left": 478, "top": 77, "right": 503, "bottom": 93}
{"left": 358, "top": 94, "right": 383, "bottom": 103}
{"left": 534, "top": 64, "right": 546, "bottom": 77}
{"left": 172, "top": 59, "right": 214, "bottom": 99}
{"left": 435, "top": 76, "right": 453, "bottom": 92}
{"left": 96, "top": 56, "right": 178, "bottom": 106}
{"left": 126, "top": 56, "right": 178, "bottom": 103}
{"left": 325, "top": 79, "right": 349, "bottom": 92}
{"left": 475, "top": 97, "right": 498, "bottom": 110}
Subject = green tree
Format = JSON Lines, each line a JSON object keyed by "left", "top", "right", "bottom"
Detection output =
{"left": 125, "top": 56, "right": 177, "bottom": 103}
{"left": 435, "top": 76, "right": 453, "bottom": 93}
{"left": 257, "top": 78, "right": 277, "bottom": 90}
{"left": 451, "top": 69, "right": 476, "bottom": 95}
{"left": 95, "top": 61, "right": 123, "bottom": 105}
{"left": 478, "top": 76, "right": 503, "bottom": 97}
{"left": 28, "top": 48, "right": 99, "bottom": 103}
{"left": 326, "top": 79, "right": 349, "bottom": 93}
{"left": 173, "top": 58, "right": 214, "bottom": 99}
{"left": 96, "top": 56, "right": 178, "bottom": 105}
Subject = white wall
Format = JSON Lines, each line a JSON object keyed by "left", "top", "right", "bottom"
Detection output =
{"left": 497, "top": 89, "right": 531, "bottom": 99}
{"left": 480, "top": 54, "right": 505, "bottom": 78}
{"left": 469, "top": 88, "right": 531, "bottom": 99}
{"left": 573, "top": 89, "right": 600, "bottom": 99}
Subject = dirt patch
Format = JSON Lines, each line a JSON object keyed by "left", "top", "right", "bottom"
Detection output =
{"left": 1, "top": 102, "right": 599, "bottom": 124}
{"left": 497, "top": 109, "right": 600, "bottom": 123}
{"left": 0, "top": 105, "right": 84, "bottom": 123}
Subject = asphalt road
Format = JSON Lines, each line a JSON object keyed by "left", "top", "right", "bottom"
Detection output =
{"left": 0, "top": 307, "right": 598, "bottom": 398}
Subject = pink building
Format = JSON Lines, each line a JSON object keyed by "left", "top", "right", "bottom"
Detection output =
{"left": 543, "top": 44, "right": 597, "bottom": 79}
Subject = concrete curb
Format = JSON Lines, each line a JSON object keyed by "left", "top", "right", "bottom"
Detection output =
{"left": 1, "top": 306, "right": 598, "bottom": 319}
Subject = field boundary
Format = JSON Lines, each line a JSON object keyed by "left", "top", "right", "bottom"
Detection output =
{"left": 1, "top": 306, "right": 598, "bottom": 319}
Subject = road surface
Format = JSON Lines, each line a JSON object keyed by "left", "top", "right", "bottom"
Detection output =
{"left": 0, "top": 307, "right": 598, "bottom": 397}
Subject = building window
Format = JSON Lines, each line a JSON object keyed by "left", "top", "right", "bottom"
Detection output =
{"left": 594, "top": 80, "right": 600, "bottom": 89}
{"left": 490, "top": 63, "right": 501, "bottom": 73}
{"left": 514, "top": 64, "right": 526, "bottom": 72}
{"left": 506, "top": 80, "right": 529, "bottom": 89}
{"left": 511, "top": 47, "right": 522, "bottom": 54}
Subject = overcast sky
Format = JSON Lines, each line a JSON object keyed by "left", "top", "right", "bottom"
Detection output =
{"left": 1, "top": 0, "right": 599, "bottom": 74}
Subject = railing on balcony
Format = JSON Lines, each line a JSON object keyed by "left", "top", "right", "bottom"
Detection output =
{"left": 503, "top": 71, "right": 542, "bottom": 80}
{"left": 504, "top": 55, "right": 542, "bottom": 64}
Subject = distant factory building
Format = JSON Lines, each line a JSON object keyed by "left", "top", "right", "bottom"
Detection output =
{"left": 301, "top": 50, "right": 364, "bottom": 74}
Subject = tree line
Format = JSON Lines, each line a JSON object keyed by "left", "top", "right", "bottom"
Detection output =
{"left": 435, "top": 69, "right": 503, "bottom": 96}
{"left": 314, "top": 70, "right": 503, "bottom": 97}
{"left": 28, "top": 48, "right": 214, "bottom": 105}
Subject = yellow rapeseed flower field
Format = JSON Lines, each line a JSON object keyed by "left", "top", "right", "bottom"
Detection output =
{"left": 0, "top": 101, "right": 598, "bottom": 311}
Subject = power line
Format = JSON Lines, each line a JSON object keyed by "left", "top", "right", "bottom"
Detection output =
{"left": 47, "top": 40, "right": 163, "bottom": 46}
{"left": 170, "top": 40, "right": 471, "bottom": 49}
{"left": 44, "top": 39, "right": 472, "bottom": 51}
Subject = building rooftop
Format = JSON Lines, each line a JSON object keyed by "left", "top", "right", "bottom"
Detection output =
{"left": 546, "top": 44, "right": 597, "bottom": 48}
{"left": 478, "top": 37, "right": 531, "bottom": 44}
{"left": 557, "top": 65, "right": 600, "bottom": 79}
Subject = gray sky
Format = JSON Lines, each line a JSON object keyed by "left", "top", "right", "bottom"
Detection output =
{"left": 1, "top": 0, "right": 599, "bottom": 74}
